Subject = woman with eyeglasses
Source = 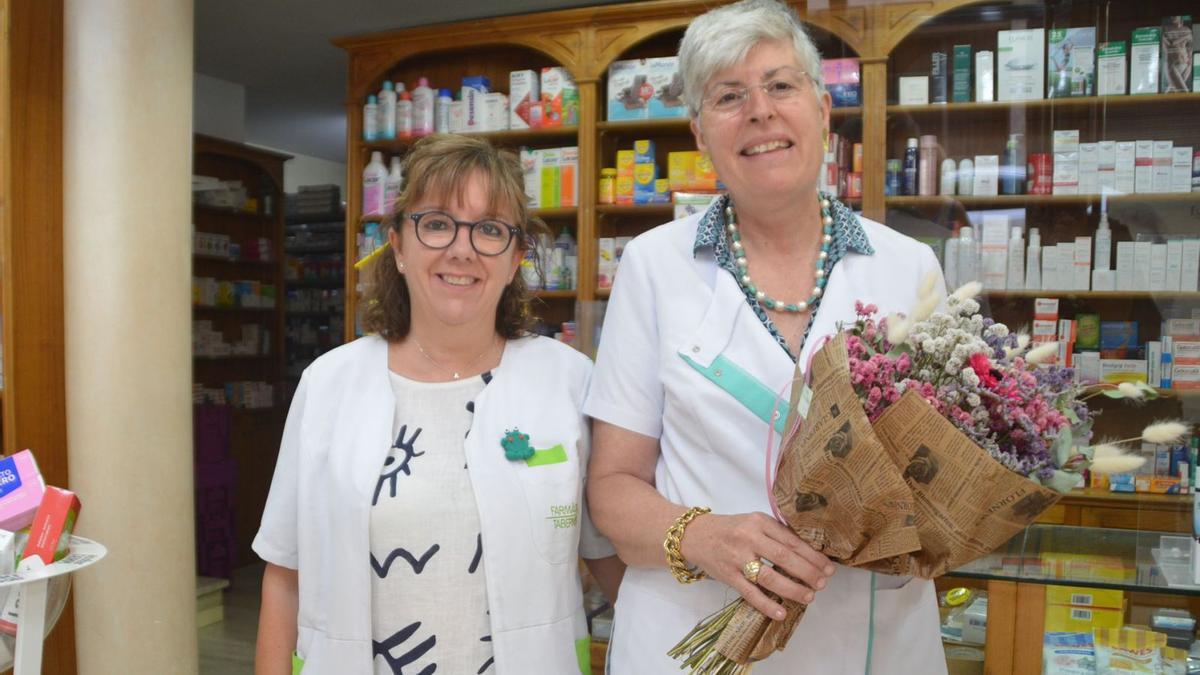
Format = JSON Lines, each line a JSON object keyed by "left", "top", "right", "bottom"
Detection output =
{"left": 254, "top": 134, "right": 624, "bottom": 675}
{"left": 584, "top": 1, "right": 946, "bottom": 672}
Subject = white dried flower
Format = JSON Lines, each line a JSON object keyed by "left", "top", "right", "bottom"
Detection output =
{"left": 919, "top": 271, "right": 940, "bottom": 301}
{"left": 950, "top": 281, "right": 983, "bottom": 303}
{"left": 1116, "top": 382, "right": 1146, "bottom": 400}
{"left": 886, "top": 313, "right": 911, "bottom": 345}
{"left": 1142, "top": 421, "right": 1190, "bottom": 445}
{"left": 1025, "top": 342, "right": 1059, "bottom": 365}
{"left": 1090, "top": 444, "right": 1147, "bottom": 474}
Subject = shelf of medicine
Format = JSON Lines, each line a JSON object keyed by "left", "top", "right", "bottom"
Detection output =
{"left": 887, "top": 193, "right": 1199, "bottom": 208}
{"left": 984, "top": 291, "right": 1200, "bottom": 301}
{"left": 533, "top": 290, "right": 576, "bottom": 300}
{"left": 595, "top": 204, "right": 675, "bottom": 217}
{"left": 193, "top": 255, "right": 275, "bottom": 267}
{"left": 286, "top": 278, "right": 343, "bottom": 289}
{"left": 532, "top": 207, "right": 577, "bottom": 220}
{"left": 362, "top": 126, "right": 580, "bottom": 153}
{"left": 887, "top": 92, "right": 1200, "bottom": 116}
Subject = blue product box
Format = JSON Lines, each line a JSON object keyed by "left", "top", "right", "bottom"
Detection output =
{"left": 646, "top": 57, "right": 687, "bottom": 119}
{"left": 1109, "top": 473, "right": 1136, "bottom": 492}
{"left": 633, "top": 139, "right": 656, "bottom": 165}
{"left": 1099, "top": 321, "right": 1139, "bottom": 354}
{"left": 607, "top": 59, "right": 650, "bottom": 122}
{"left": 821, "top": 58, "right": 861, "bottom": 108}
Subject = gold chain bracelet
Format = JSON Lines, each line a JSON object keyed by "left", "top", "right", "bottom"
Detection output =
{"left": 664, "top": 506, "right": 711, "bottom": 584}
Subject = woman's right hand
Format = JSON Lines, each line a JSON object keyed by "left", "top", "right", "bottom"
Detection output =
{"left": 680, "top": 511, "right": 834, "bottom": 621}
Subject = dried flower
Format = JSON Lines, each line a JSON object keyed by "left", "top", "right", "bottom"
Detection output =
{"left": 950, "top": 281, "right": 983, "bottom": 303}
{"left": 886, "top": 313, "right": 911, "bottom": 345}
{"left": 1142, "top": 420, "right": 1191, "bottom": 445}
{"left": 1090, "top": 444, "right": 1147, "bottom": 474}
{"left": 1025, "top": 342, "right": 1059, "bottom": 365}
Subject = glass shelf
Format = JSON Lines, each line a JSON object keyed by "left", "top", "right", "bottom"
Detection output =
{"left": 947, "top": 523, "right": 1200, "bottom": 597}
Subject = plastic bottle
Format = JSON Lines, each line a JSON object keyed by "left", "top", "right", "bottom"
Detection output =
{"left": 1006, "top": 226, "right": 1024, "bottom": 290}
{"left": 384, "top": 156, "right": 403, "bottom": 215}
{"left": 435, "top": 88, "right": 453, "bottom": 133}
{"left": 1094, "top": 198, "right": 1112, "bottom": 271}
{"left": 598, "top": 168, "right": 617, "bottom": 205}
{"left": 378, "top": 80, "right": 397, "bottom": 140}
{"left": 918, "top": 135, "right": 938, "bottom": 197}
{"left": 1025, "top": 227, "right": 1042, "bottom": 290}
{"left": 903, "top": 137, "right": 919, "bottom": 196}
{"left": 554, "top": 227, "right": 576, "bottom": 289}
{"left": 397, "top": 87, "right": 413, "bottom": 140}
{"left": 940, "top": 158, "right": 957, "bottom": 196}
{"left": 957, "top": 225, "right": 978, "bottom": 285}
{"left": 957, "top": 158, "right": 974, "bottom": 196}
{"left": 363, "top": 95, "right": 379, "bottom": 141}
{"left": 412, "top": 77, "right": 435, "bottom": 137}
{"left": 362, "top": 151, "right": 388, "bottom": 216}
{"left": 944, "top": 236, "right": 960, "bottom": 290}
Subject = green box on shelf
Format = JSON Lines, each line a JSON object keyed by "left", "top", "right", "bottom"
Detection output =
{"left": 952, "top": 45, "right": 972, "bottom": 102}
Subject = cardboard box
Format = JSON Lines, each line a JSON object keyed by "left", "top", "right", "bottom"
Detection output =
{"left": 559, "top": 146, "right": 579, "bottom": 207}
{"left": 0, "top": 451, "right": 45, "bottom": 533}
{"left": 596, "top": 237, "right": 616, "bottom": 289}
{"left": 1045, "top": 585, "right": 1124, "bottom": 609}
{"left": 1167, "top": 240, "right": 1184, "bottom": 291}
{"left": 1182, "top": 240, "right": 1200, "bottom": 291}
{"left": 1078, "top": 143, "right": 1099, "bottom": 194}
{"left": 1154, "top": 140, "right": 1175, "bottom": 193}
{"left": 1160, "top": 16, "right": 1194, "bottom": 93}
{"left": 1100, "top": 359, "right": 1149, "bottom": 383}
{"left": 998, "top": 29, "right": 1045, "bottom": 101}
{"left": 1150, "top": 243, "right": 1168, "bottom": 291}
{"left": 1044, "top": 604, "right": 1124, "bottom": 632}
{"left": 952, "top": 45, "right": 972, "bottom": 102}
{"left": 541, "top": 67, "right": 579, "bottom": 127}
{"left": 975, "top": 50, "right": 994, "bottom": 102}
{"left": 1097, "top": 140, "right": 1117, "bottom": 191}
{"left": 1131, "top": 27, "right": 1162, "bottom": 94}
{"left": 539, "top": 148, "right": 561, "bottom": 208}
{"left": 646, "top": 57, "right": 686, "bottom": 119}
{"left": 1135, "top": 140, "right": 1155, "bottom": 193}
{"left": 1134, "top": 241, "right": 1152, "bottom": 290}
{"left": 899, "top": 76, "right": 929, "bottom": 105}
{"left": 973, "top": 155, "right": 999, "bottom": 195}
{"left": 509, "top": 70, "right": 540, "bottom": 130}
{"left": 482, "top": 92, "right": 508, "bottom": 132}
{"left": 930, "top": 51, "right": 948, "bottom": 103}
{"left": 1115, "top": 141, "right": 1136, "bottom": 193}
{"left": 1172, "top": 146, "right": 1194, "bottom": 193}
{"left": 1048, "top": 27, "right": 1096, "bottom": 97}
{"left": 1097, "top": 41, "right": 1128, "bottom": 95}
{"left": 633, "top": 139, "right": 655, "bottom": 165}
{"left": 607, "top": 58, "right": 650, "bottom": 121}
{"left": 822, "top": 58, "right": 861, "bottom": 107}
{"left": 633, "top": 162, "right": 657, "bottom": 204}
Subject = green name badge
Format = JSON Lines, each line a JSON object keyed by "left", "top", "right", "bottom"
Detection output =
{"left": 525, "top": 444, "right": 567, "bottom": 467}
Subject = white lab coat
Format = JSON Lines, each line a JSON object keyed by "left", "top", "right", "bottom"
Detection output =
{"left": 254, "top": 334, "right": 615, "bottom": 674}
{"left": 584, "top": 211, "right": 948, "bottom": 674}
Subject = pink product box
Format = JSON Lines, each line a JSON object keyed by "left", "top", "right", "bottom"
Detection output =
{"left": 0, "top": 450, "right": 45, "bottom": 532}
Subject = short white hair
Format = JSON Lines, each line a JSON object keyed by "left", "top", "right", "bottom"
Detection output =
{"left": 678, "top": 0, "right": 826, "bottom": 117}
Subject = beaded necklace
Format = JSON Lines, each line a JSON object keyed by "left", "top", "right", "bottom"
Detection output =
{"left": 725, "top": 194, "right": 834, "bottom": 313}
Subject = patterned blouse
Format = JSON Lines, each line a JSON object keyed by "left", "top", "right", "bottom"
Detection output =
{"left": 692, "top": 193, "right": 874, "bottom": 361}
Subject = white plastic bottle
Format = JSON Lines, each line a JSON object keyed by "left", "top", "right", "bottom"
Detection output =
{"left": 362, "top": 151, "right": 388, "bottom": 216}
{"left": 957, "top": 226, "right": 979, "bottom": 285}
{"left": 397, "top": 88, "right": 413, "bottom": 140}
{"left": 940, "top": 158, "right": 957, "bottom": 195}
{"left": 1006, "top": 226, "right": 1024, "bottom": 290}
{"left": 944, "top": 236, "right": 960, "bottom": 290}
{"left": 957, "top": 158, "right": 974, "bottom": 196}
{"left": 412, "top": 77, "right": 435, "bottom": 137}
{"left": 554, "top": 227, "right": 577, "bottom": 289}
{"left": 435, "top": 88, "right": 453, "bottom": 133}
{"left": 1025, "top": 228, "right": 1042, "bottom": 290}
{"left": 1094, "top": 204, "right": 1112, "bottom": 271}
{"left": 378, "top": 80, "right": 397, "bottom": 140}
{"left": 363, "top": 95, "right": 379, "bottom": 141}
{"left": 384, "top": 156, "right": 403, "bottom": 215}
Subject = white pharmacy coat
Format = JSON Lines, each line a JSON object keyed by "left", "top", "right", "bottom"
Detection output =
{"left": 254, "top": 334, "right": 615, "bottom": 674}
{"left": 584, "top": 211, "right": 948, "bottom": 674}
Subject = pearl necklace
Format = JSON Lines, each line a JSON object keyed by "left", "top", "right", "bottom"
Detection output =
{"left": 726, "top": 195, "right": 834, "bottom": 313}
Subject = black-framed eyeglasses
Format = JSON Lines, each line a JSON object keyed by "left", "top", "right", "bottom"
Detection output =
{"left": 407, "top": 210, "right": 523, "bottom": 256}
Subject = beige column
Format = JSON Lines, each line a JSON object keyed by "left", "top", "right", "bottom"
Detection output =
{"left": 63, "top": 1, "right": 198, "bottom": 673}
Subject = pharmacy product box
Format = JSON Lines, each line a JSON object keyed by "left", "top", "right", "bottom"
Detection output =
{"left": 1099, "top": 359, "right": 1148, "bottom": 383}
{"left": 521, "top": 149, "right": 541, "bottom": 209}
{"left": 1135, "top": 140, "right": 1155, "bottom": 193}
{"left": 822, "top": 58, "right": 861, "bottom": 107}
{"left": 482, "top": 93, "right": 508, "bottom": 132}
{"left": 930, "top": 51, "right": 948, "bottom": 103}
{"left": 21, "top": 486, "right": 79, "bottom": 565}
{"left": 559, "top": 147, "right": 579, "bottom": 208}
{"left": 997, "top": 29, "right": 1045, "bottom": 101}
{"left": 539, "top": 148, "right": 562, "bottom": 209}
{"left": 596, "top": 238, "right": 617, "bottom": 290}
{"left": 1131, "top": 27, "right": 1162, "bottom": 94}
{"left": 1115, "top": 140, "right": 1136, "bottom": 193}
{"left": 1174, "top": 363, "right": 1200, "bottom": 389}
{"left": 694, "top": 155, "right": 718, "bottom": 191}
{"left": 1172, "top": 146, "right": 1193, "bottom": 193}
{"left": 1044, "top": 604, "right": 1123, "bottom": 633}
{"left": 633, "top": 163, "right": 657, "bottom": 204}
{"left": 951, "top": 45, "right": 972, "bottom": 102}
{"left": 460, "top": 83, "right": 487, "bottom": 132}
{"left": 673, "top": 192, "right": 722, "bottom": 220}
{"left": 607, "top": 58, "right": 650, "bottom": 121}
{"left": 1160, "top": 16, "right": 1193, "bottom": 93}
{"left": 1047, "top": 27, "right": 1096, "bottom": 98}
{"left": 1099, "top": 320, "right": 1138, "bottom": 355}
{"left": 1097, "top": 41, "right": 1128, "bottom": 95}
{"left": 615, "top": 175, "right": 633, "bottom": 205}
{"left": 541, "top": 67, "right": 579, "bottom": 127}
{"left": 898, "top": 76, "right": 929, "bottom": 105}
{"left": 0, "top": 451, "right": 45, "bottom": 532}
{"left": 633, "top": 140, "right": 656, "bottom": 165}
{"left": 1046, "top": 585, "right": 1123, "bottom": 610}
{"left": 975, "top": 50, "right": 994, "bottom": 102}
{"left": 1163, "top": 318, "right": 1200, "bottom": 337}
{"left": 646, "top": 57, "right": 686, "bottom": 119}
{"left": 668, "top": 151, "right": 699, "bottom": 191}
{"left": 1154, "top": 140, "right": 1175, "bottom": 193}
{"left": 616, "top": 150, "right": 635, "bottom": 178}
{"left": 653, "top": 179, "right": 670, "bottom": 203}
{"left": 509, "top": 70, "right": 540, "bottom": 129}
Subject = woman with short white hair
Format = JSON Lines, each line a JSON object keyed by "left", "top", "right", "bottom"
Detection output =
{"left": 585, "top": 1, "right": 946, "bottom": 671}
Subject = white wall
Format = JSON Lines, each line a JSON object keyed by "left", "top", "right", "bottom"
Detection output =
{"left": 194, "top": 72, "right": 245, "bottom": 141}
{"left": 194, "top": 73, "right": 346, "bottom": 194}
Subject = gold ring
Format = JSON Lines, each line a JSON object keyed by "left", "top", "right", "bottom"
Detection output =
{"left": 742, "top": 559, "right": 763, "bottom": 584}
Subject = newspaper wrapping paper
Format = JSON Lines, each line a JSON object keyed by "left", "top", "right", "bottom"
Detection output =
{"left": 712, "top": 332, "right": 1061, "bottom": 664}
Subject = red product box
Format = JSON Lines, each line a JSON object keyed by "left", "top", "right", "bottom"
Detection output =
{"left": 22, "top": 486, "right": 80, "bottom": 565}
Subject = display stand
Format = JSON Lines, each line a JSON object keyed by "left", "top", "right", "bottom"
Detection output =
{"left": 0, "top": 536, "right": 106, "bottom": 675}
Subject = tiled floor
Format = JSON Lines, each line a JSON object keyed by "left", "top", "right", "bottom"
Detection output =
{"left": 199, "top": 563, "right": 262, "bottom": 675}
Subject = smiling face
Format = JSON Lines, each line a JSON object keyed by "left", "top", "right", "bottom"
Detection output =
{"left": 389, "top": 169, "right": 523, "bottom": 336}
{"left": 690, "top": 39, "right": 831, "bottom": 206}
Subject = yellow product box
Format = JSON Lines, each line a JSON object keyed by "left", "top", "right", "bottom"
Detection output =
{"left": 633, "top": 162, "right": 658, "bottom": 204}
{"left": 653, "top": 179, "right": 670, "bottom": 203}
{"left": 1134, "top": 475, "right": 1181, "bottom": 493}
{"left": 1043, "top": 603, "right": 1123, "bottom": 632}
{"left": 1089, "top": 471, "right": 1110, "bottom": 490}
{"left": 695, "top": 153, "right": 718, "bottom": 191}
{"left": 668, "top": 151, "right": 699, "bottom": 191}
{"left": 1045, "top": 585, "right": 1124, "bottom": 610}
{"left": 633, "top": 139, "right": 655, "bottom": 164}
{"left": 1041, "top": 552, "right": 1133, "bottom": 583}
{"left": 616, "top": 150, "right": 635, "bottom": 177}
{"left": 615, "top": 176, "right": 634, "bottom": 205}
{"left": 540, "top": 148, "right": 562, "bottom": 208}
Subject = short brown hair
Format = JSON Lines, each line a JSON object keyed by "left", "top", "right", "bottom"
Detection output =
{"left": 362, "top": 134, "right": 550, "bottom": 341}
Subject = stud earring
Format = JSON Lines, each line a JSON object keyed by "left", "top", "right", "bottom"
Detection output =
{"left": 822, "top": 129, "right": 829, "bottom": 154}
{"left": 397, "top": 261, "right": 406, "bottom": 273}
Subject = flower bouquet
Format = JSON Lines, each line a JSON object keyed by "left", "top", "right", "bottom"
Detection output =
{"left": 669, "top": 279, "right": 1185, "bottom": 673}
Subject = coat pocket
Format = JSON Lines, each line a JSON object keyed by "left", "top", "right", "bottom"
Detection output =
{"left": 514, "top": 449, "right": 582, "bottom": 565}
